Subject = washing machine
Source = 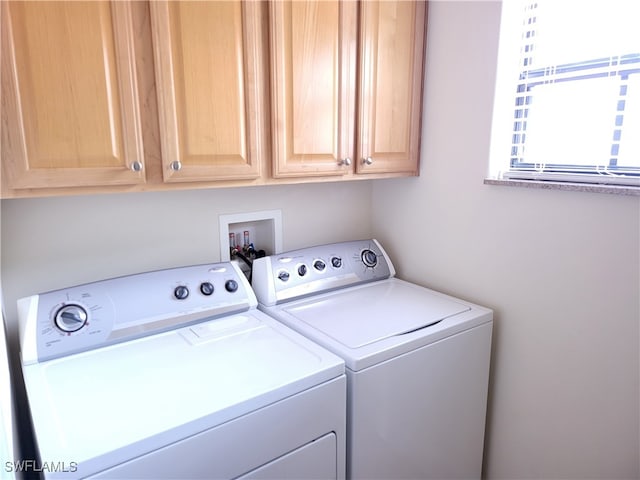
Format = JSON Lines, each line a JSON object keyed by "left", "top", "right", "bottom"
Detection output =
{"left": 18, "top": 261, "right": 346, "bottom": 479}
{"left": 252, "top": 239, "right": 493, "bottom": 480}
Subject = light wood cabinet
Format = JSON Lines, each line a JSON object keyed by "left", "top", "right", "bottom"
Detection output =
{"left": 1, "top": 0, "right": 426, "bottom": 198}
{"left": 1, "top": 1, "right": 145, "bottom": 189}
{"left": 149, "top": 1, "right": 268, "bottom": 182}
{"left": 357, "top": 1, "right": 426, "bottom": 175}
{"left": 269, "top": 0, "right": 357, "bottom": 178}
{"left": 270, "top": 0, "right": 426, "bottom": 178}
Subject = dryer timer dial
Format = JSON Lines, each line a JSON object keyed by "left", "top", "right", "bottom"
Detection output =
{"left": 54, "top": 304, "right": 88, "bottom": 333}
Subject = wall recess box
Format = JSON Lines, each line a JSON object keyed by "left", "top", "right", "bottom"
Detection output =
{"left": 219, "top": 210, "right": 283, "bottom": 262}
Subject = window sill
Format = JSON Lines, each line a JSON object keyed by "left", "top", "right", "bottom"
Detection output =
{"left": 484, "top": 178, "right": 640, "bottom": 196}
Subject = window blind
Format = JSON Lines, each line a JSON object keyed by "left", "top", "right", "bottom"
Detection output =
{"left": 501, "top": 1, "right": 640, "bottom": 187}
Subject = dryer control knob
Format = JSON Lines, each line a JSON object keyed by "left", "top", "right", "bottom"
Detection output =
{"left": 313, "top": 260, "right": 326, "bottom": 271}
{"left": 225, "top": 279, "right": 239, "bottom": 293}
{"left": 278, "top": 271, "right": 290, "bottom": 282}
{"left": 200, "top": 282, "right": 214, "bottom": 296}
{"left": 174, "top": 285, "right": 189, "bottom": 300}
{"left": 298, "top": 264, "right": 308, "bottom": 277}
{"left": 55, "top": 304, "right": 88, "bottom": 333}
{"left": 331, "top": 256, "right": 342, "bottom": 268}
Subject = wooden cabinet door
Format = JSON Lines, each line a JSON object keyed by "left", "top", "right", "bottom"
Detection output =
{"left": 270, "top": 0, "right": 357, "bottom": 178}
{"left": 150, "top": 1, "right": 267, "bottom": 183}
{"left": 357, "top": 1, "right": 426, "bottom": 175}
{"left": 1, "top": 1, "right": 145, "bottom": 189}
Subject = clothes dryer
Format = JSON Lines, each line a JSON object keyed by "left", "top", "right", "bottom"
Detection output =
{"left": 18, "top": 261, "right": 346, "bottom": 479}
{"left": 252, "top": 240, "right": 493, "bottom": 479}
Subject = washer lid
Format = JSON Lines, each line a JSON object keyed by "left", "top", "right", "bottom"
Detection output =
{"left": 283, "top": 281, "right": 471, "bottom": 348}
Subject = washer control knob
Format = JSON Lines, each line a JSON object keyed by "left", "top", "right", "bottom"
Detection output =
{"left": 200, "top": 282, "right": 214, "bottom": 296}
{"left": 278, "top": 271, "right": 290, "bottom": 282}
{"left": 225, "top": 279, "right": 239, "bottom": 293}
{"left": 55, "top": 304, "right": 88, "bottom": 333}
{"left": 331, "top": 256, "right": 342, "bottom": 268}
{"left": 298, "top": 264, "right": 308, "bottom": 277}
{"left": 361, "top": 249, "right": 378, "bottom": 268}
{"left": 174, "top": 285, "right": 189, "bottom": 300}
{"left": 313, "top": 260, "right": 326, "bottom": 271}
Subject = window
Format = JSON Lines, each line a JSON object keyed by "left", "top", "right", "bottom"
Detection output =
{"left": 489, "top": 1, "right": 640, "bottom": 188}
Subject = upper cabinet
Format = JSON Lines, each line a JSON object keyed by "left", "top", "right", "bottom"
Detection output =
{"left": 149, "top": 1, "right": 268, "bottom": 182}
{"left": 1, "top": 1, "right": 145, "bottom": 189}
{"left": 357, "top": 1, "right": 426, "bottom": 175}
{"left": 269, "top": 1, "right": 357, "bottom": 178}
{"left": 1, "top": 0, "right": 427, "bottom": 198}
{"left": 270, "top": 0, "right": 426, "bottom": 178}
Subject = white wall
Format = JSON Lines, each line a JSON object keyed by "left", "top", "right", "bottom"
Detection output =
{"left": 371, "top": 2, "right": 640, "bottom": 479}
{"left": 0, "top": 182, "right": 373, "bottom": 340}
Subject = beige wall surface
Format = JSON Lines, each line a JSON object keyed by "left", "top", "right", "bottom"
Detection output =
{"left": 371, "top": 2, "right": 640, "bottom": 479}
{"left": 0, "top": 182, "right": 373, "bottom": 340}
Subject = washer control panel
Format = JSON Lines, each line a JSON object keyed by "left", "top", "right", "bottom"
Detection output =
{"left": 19, "top": 262, "right": 254, "bottom": 364}
{"left": 251, "top": 239, "right": 395, "bottom": 306}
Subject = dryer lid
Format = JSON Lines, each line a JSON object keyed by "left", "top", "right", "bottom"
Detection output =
{"left": 283, "top": 281, "right": 471, "bottom": 349}
{"left": 20, "top": 310, "right": 344, "bottom": 477}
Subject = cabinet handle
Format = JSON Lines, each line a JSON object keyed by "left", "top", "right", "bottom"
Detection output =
{"left": 170, "top": 160, "right": 182, "bottom": 172}
{"left": 130, "top": 161, "right": 143, "bottom": 172}
{"left": 363, "top": 157, "right": 373, "bottom": 165}
{"left": 339, "top": 158, "right": 352, "bottom": 167}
